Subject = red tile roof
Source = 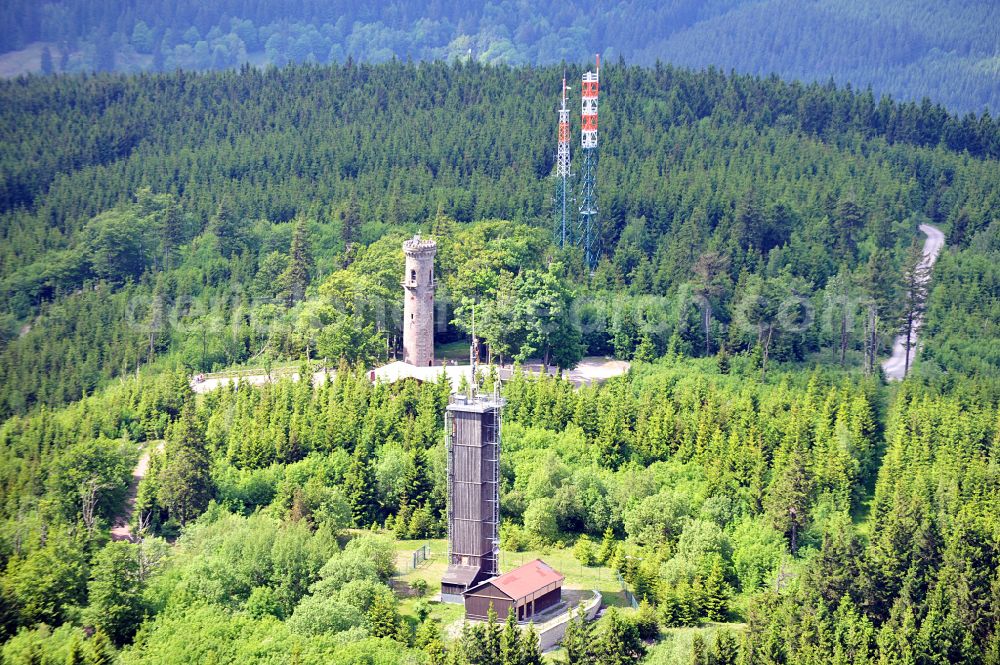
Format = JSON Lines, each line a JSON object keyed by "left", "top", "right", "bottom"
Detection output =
{"left": 477, "top": 559, "right": 564, "bottom": 600}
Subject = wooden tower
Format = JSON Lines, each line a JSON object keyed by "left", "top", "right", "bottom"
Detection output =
{"left": 440, "top": 391, "right": 503, "bottom": 602}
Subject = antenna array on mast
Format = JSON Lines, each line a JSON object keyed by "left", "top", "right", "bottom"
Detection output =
{"left": 549, "top": 55, "right": 602, "bottom": 272}
{"left": 578, "top": 55, "right": 600, "bottom": 273}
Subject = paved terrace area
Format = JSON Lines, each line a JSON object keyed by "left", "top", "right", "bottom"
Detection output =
{"left": 191, "top": 357, "right": 629, "bottom": 393}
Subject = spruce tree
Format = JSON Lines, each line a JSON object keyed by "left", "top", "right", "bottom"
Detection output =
{"left": 407, "top": 506, "right": 434, "bottom": 539}
{"left": 716, "top": 347, "right": 731, "bottom": 374}
{"left": 417, "top": 620, "right": 449, "bottom": 664}
{"left": 711, "top": 630, "right": 740, "bottom": 665}
{"left": 207, "top": 197, "right": 242, "bottom": 258}
{"left": 341, "top": 194, "right": 362, "bottom": 247}
{"left": 634, "top": 599, "right": 660, "bottom": 640}
{"left": 702, "top": 559, "right": 730, "bottom": 621}
{"left": 598, "top": 527, "right": 616, "bottom": 564}
{"left": 806, "top": 514, "right": 863, "bottom": 607}
{"left": 766, "top": 440, "right": 812, "bottom": 555}
{"left": 501, "top": 608, "right": 522, "bottom": 665}
{"left": 66, "top": 637, "right": 85, "bottom": 665}
{"left": 674, "top": 578, "right": 697, "bottom": 626}
{"left": 634, "top": 332, "right": 656, "bottom": 363}
{"left": 484, "top": 605, "right": 502, "bottom": 663}
{"left": 403, "top": 446, "right": 433, "bottom": 508}
{"left": 158, "top": 198, "right": 183, "bottom": 271}
{"left": 461, "top": 604, "right": 503, "bottom": 665}
{"left": 689, "top": 633, "right": 708, "bottom": 665}
{"left": 367, "top": 591, "right": 401, "bottom": 639}
{"left": 632, "top": 559, "right": 660, "bottom": 604}
{"left": 416, "top": 618, "right": 443, "bottom": 648}
{"left": 158, "top": 400, "right": 213, "bottom": 525}
{"left": 659, "top": 586, "right": 680, "bottom": 628}
{"left": 595, "top": 608, "right": 645, "bottom": 665}
{"left": 25, "top": 643, "right": 42, "bottom": 665}
{"left": 983, "top": 630, "right": 1000, "bottom": 665}
{"left": 89, "top": 629, "right": 114, "bottom": 665}
{"left": 521, "top": 624, "right": 543, "bottom": 665}
{"left": 426, "top": 634, "right": 449, "bottom": 665}
{"left": 344, "top": 441, "right": 378, "bottom": 526}
{"left": 460, "top": 623, "right": 488, "bottom": 665}
{"left": 692, "top": 250, "right": 730, "bottom": 356}
{"left": 896, "top": 241, "right": 930, "bottom": 378}
{"left": 284, "top": 215, "right": 314, "bottom": 304}
{"left": 689, "top": 575, "right": 706, "bottom": 621}
{"left": 562, "top": 607, "right": 597, "bottom": 664}
{"left": 85, "top": 542, "right": 145, "bottom": 645}
{"left": 394, "top": 503, "right": 412, "bottom": 539}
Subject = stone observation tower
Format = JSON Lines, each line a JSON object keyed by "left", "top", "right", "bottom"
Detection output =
{"left": 402, "top": 235, "right": 437, "bottom": 366}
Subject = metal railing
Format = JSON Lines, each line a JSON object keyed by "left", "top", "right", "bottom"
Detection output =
{"left": 616, "top": 571, "right": 639, "bottom": 609}
{"left": 395, "top": 543, "right": 431, "bottom": 574}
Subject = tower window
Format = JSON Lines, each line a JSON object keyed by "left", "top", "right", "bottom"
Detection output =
{"left": 410, "top": 269, "right": 416, "bottom": 283}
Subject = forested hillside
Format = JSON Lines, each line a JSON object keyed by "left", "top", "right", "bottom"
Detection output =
{"left": 2, "top": 355, "right": 998, "bottom": 662}
{"left": 1, "top": 59, "right": 999, "bottom": 663}
{"left": 1, "top": 1, "right": 998, "bottom": 113}
{"left": 2, "top": 61, "right": 999, "bottom": 419}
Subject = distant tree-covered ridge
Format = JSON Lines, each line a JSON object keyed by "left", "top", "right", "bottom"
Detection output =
{"left": 1, "top": 0, "right": 998, "bottom": 114}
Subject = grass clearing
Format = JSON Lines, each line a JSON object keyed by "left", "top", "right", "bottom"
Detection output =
{"left": 644, "top": 623, "right": 747, "bottom": 664}
{"left": 387, "top": 536, "right": 626, "bottom": 628}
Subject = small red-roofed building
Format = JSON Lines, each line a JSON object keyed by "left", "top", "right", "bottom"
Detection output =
{"left": 463, "top": 559, "right": 564, "bottom": 622}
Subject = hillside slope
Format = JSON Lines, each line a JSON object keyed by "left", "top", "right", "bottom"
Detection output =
{"left": 1, "top": 62, "right": 999, "bottom": 417}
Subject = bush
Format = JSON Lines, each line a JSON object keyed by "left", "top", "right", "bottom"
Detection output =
{"left": 287, "top": 594, "right": 361, "bottom": 636}
{"left": 634, "top": 600, "right": 660, "bottom": 640}
{"left": 573, "top": 535, "right": 598, "bottom": 566}
{"left": 413, "top": 600, "right": 431, "bottom": 622}
{"left": 407, "top": 507, "right": 434, "bottom": 539}
{"left": 730, "top": 517, "right": 784, "bottom": 592}
{"left": 500, "top": 521, "right": 531, "bottom": 552}
{"left": 245, "top": 586, "right": 282, "bottom": 619}
{"left": 523, "top": 497, "right": 560, "bottom": 544}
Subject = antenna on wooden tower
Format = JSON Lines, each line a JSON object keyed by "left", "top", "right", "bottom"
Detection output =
{"left": 469, "top": 303, "right": 478, "bottom": 398}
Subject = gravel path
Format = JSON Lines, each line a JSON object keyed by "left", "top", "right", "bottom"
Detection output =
{"left": 191, "top": 369, "right": 333, "bottom": 394}
{"left": 190, "top": 357, "right": 629, "bottom": 395}
{"left": 111, "top": 441, "right": 164, "bottom": 542}
{"left": 882, "top": 223, "right": 945, "bottom": 380}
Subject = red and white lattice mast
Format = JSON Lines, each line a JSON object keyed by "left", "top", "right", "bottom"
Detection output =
{"left": 556, "top": 75, "right": 572, "bottom": 247}
{"left": 578, "top": 54, "right": 600, "bottom": 272}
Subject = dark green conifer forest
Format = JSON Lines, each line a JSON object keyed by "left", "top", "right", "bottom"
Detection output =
{"left": 0, "top": 57, "right": 998, "bottom": 664}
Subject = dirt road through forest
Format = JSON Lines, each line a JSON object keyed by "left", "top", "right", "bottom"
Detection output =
{"left": 882, "top": 224, "right": 945, "bottom": 380}
{"left": 111, "top": 441, "right": 164, "bottom": 541}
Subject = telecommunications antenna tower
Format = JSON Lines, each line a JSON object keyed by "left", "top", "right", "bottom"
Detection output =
{"left": 555, "top": 75, "right": 572, "bottom": 247}
{"left": 578, "top": 54, "right": 600, "bottom": 273}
